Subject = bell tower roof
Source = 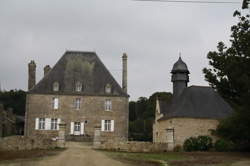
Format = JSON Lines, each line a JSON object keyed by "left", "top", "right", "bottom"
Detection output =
{"left": 171, "top": 56, "right": 189, "bottom": 74}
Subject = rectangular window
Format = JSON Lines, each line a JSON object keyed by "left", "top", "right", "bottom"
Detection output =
{"left": 39, "top": 118, "right": 45, "bottom": 130}
{"left": 104, "top": 120, "right": 111, "bottom": 131}
{"left": 74, "top": 98, "right": 81, "bottom": 110}
{"left": 51, "top": 118, "right": 58, "bottom": 130}
{"left": 74, "top": 122, "right": 81, "bottom": 132}
{"left": 104, "top": 99, "right": 112, "bottom": 111}
{"left": 53, "top": 97, "right": 59, "bottom": 109}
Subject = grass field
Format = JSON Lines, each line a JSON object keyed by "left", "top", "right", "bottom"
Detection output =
{"left": 103, "top": 151, "right": 250, "bottom": 166}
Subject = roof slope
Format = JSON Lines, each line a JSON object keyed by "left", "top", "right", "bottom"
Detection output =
{"left": 29, "top": 51, "right": 128, "bottom": 97}
{"left": 159, "top": 86, "right": 233, "bottom": 120}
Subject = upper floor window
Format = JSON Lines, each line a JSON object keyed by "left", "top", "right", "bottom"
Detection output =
{"left": 53, "top": 97, "right": 59, "bottom": 109}
{"left": 51, "top": 118, "right": 58, "bottom": 130}
{"left": 74, "top": 98, "right": 81, "bottom": 110}
{"left": 39, "top": 118, "right": 45, "bottom": 130}
{"left": 75, "top": 81, "right": 82, "bottom": 92}
{"left": 105, "top": 84, "right": 111, "bottom": 94}
{"left": 74, "top": 122, "right": 81, "bottom": 132}
{"left": 53, "top": 82, "right": 59, "bottom": 91}
{"left": 104, "top": 99, "right": 112, "bottom": 111}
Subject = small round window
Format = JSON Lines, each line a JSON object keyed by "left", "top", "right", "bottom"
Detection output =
{"left": 53, "top": 82, "right": 59, "bottom": 91}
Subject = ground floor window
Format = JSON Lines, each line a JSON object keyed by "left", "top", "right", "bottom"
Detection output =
{"left": 35, "top": 118, "right": 60, "bottom": 130}
{"left": 70, "top": 121, "right": 85, "bottom": 135}
{"left": 166, "top": 128, "right": 174, "bottom": 143}
{"left": 38, "top": 118, "right": 45, "bottom": 130}
{"left": 101, "top": 120, "right": 114, "bottom": 132}
{"left": 51, "top": 118, "right": 58, "bottom": 130}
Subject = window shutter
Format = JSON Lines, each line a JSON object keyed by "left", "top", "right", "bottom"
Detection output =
{"left": 35, "top": 118, "right": 39, "bottom": 130}
{"left": 57, "top": 118, "right": 61, "bottom": 130}
{"left": 101, "top": 120, "right": 105, "bottom": 131}
{"left": 70, "top": 122, "right": 74, "bottom": 135}
{"left": 45, "top": 118, "right": 51, "bottom": 130}
{"left": 55, "top": 98, "right": 59, "bottom": 109}
{"left": 111, "top": 120, "right": 114, "bottom": 132}
{"left": 80, "top": 122, "right": 84, "bottom": 135}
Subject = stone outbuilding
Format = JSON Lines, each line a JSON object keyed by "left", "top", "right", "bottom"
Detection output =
{"left": 25, "top": 51, "right": 129, "bottom": 142}
{"left": 153, "top": 57, "right": 233, "bottom": 149}
{"left": 0, "top": 104, "right": 17, "bottom": 137}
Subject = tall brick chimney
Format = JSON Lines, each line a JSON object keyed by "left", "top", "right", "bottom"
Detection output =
{"left": 28, "top": 60, "right": 36, "bottom": 90}
{"left": 122, "top": 53, "right": 128, "bottom": 94}
{"left": 43, "top": 65, "right": 51, "bottom": 76}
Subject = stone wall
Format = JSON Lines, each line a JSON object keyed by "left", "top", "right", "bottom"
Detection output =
{"left": 153, "top": 117, "right": 219, "bottom": 147}
{"left": 0, "top": 104, "right": 16, "bottom": 137}
{"left": 94, "top": 141, "right": 169, "bottom": 152}
{"left": 0, "top": 136, "right": 57, "bottom": 151}
{"left": 25, "top": 94, "right": 128, "bottom": 142}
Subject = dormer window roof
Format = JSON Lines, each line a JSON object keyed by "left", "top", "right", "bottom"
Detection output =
{"left": 53, "top": 82, "right": 59, "bottom": 91}
{"left": 75, "top": 81, "right": 82, "bottom": 92}
{"left": 105, "top": 84, "right": 112, "bottom": 94}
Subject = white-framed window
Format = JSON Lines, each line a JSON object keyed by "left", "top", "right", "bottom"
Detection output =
{"left": 74, "top": 122, "right": 81, "bottom": 132}
{"left": 70, "top": 122, "right": 85, "bottom": 135}
{"left": 53, "top": 82, "right": 59, "bottom": 91}
{"left": 53, "top": 97, "right": 59, "bottom": 109}
{"left": 104, "top": 99, "right": 112, "bottom": 111}
{"left": 101, "top": 120, "right": 114, "bottom": 132}
{"left": 51, "top": 118, "right": 58, "bottom": 130}
{"left": 39, "top": 118, "right": 45, "bottom": 130}
{"left": 105, "top": 84, "right": 111, "bottom": 94}
{"left": 75, "top": 81, "right": 82, "bottom": 92}
{"left": 74, "top": 98, "right": 81, "bottom": 110}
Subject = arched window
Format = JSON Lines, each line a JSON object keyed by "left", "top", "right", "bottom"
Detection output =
{"left": 75, "top": 81, "right": 82, "bottom": 92}
{"left": 53, "top": 82, "right": 59, "bottom": 91}
{"left": 105, "top": 84, "right": 111, "bottom": 94}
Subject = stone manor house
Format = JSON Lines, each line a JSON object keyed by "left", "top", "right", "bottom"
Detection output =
{"left": 24, "top": 51, "right": 129, "bottom": 141}
{"left": 153, "top": 57, "right": 233, "bottom": 149}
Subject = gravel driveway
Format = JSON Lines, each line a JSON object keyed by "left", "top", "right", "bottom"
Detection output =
{"left": 0, "top": 142, "right": 131, "bottom": 166}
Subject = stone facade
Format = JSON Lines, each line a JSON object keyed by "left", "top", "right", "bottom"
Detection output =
{"left": 153, "top": 117, "right": 218, "bottom": 147}
{"left": 25, "top": 51, "right": 129, "bottom": 142}
{"left": 95, "top": 141, "right": 169, "bottom": 152}
{"left": 0, "top": 136, "right": 57, "bottom": 151}
{"left": 25, "top": 94, "right": 128, "bottom": 141}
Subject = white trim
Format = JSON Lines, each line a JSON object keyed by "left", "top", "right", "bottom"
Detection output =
{"left": 70, "top": 122, "right": 74, "bottom": 134}
{"left": 101, "top": 120, "right": 105, "bottom": 131}
{"left": 57, "top": 118, "right": 61, "bottom": 130}
{"left": 35, "top": 118, "right": 39, "bottom": 130}
{"left": 111, "top": 120, "right": 114, "bottom": 132}
{"left": 80, "top": 122, "right": 84, "bottom": 135}
{"left": 45, "top": 118, "right": 51, "bottom": 130}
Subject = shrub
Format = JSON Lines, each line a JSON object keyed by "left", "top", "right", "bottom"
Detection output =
{"left": 183, "top": 137, "right": 199, "bottom": 151}
{"left": 214, "top": 139, "right": 234, "bottom": 152}
{"left": 173, "top": 144, "right": 182, "bottom": 152}
{"left": 183, "top": 136, "right": 213, "bottom": 152}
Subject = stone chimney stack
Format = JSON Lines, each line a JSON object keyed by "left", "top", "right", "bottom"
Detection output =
{"left": 44, "top": 65, "right": 51, "bottom": 76}
{"left": 122, "top": 53, "right": 128, "bottom": 94}
{"left": 28, "top": 60, "right": 36, "bottom": 90}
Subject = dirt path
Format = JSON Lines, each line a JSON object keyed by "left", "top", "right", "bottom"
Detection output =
{"left": 0, "top": 142, "right": 131, "bottom": 166}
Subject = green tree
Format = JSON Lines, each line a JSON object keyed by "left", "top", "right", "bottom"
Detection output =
{"left": 203, "top": 11, "right": 250, "bottom": 151}
{"left": 0, "top": 89, "right": 26, "bottom": 115}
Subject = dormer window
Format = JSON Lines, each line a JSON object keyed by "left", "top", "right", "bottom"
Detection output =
{"left": 75, "top": 81, "right": 82, "bottom": 92}
{"left": 105, "top": 84, "right": 111, "bottom": 94}
{"left": 53, "top": 82, "right": 59, "bottom": 91}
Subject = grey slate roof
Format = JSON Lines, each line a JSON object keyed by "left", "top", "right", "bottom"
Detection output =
{"left": 159, "top": 86, "right": 233, "bottom": 121}
{"left": 29, "top": 51, "right": 128, "bottom": 97}
{"left": 159, "top": 100, "right": 172, "bottom": 115}
{"left": 171, "top": 57, "right": 190, "bottom": 74}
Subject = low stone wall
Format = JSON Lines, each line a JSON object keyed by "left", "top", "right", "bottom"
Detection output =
{"left": 94, "top": 141, "right": 169, "bottom": 152}
{"left": 0, "top": 136, "right": 58, "bottom": 151}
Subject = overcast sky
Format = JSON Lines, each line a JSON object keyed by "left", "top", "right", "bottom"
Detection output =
{"left": 0, "top": 0, "right": 242, "bottom": 100}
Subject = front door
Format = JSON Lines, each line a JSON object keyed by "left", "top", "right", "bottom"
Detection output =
{"left": 74, "top": 122, "right": 81, "bottom": 135}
